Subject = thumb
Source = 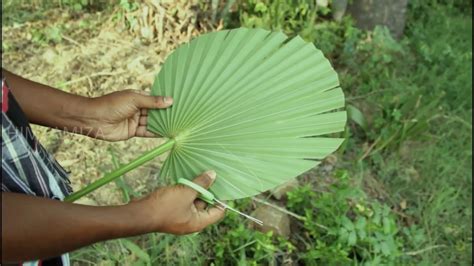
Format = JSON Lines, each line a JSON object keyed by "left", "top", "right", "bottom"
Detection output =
{"left": 194, "top": 205, "right": 226, "bottom": 231}
{"left": 181, "top": 170, "right": 217, "bottom": 201}
{"left": 132, "top": 92, "right": 173, "bottom": 109}
{"left": 192, "top": 170, "right": 217, "bottom": 190}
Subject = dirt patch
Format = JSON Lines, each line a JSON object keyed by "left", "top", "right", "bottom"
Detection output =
{"left": 2, "top": 1, "right": 215, "bottom": 205}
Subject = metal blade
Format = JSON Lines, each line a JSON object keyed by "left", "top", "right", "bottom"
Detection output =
{"left": 215, "top": 199, "right": 263, "bottom": 226}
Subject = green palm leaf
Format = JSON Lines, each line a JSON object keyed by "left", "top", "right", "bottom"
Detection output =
{"left": 148, "top": 28, "right": 345, "bottom": 200}
{"left": 65, "top": 27, "right": 346, "bottom": 202}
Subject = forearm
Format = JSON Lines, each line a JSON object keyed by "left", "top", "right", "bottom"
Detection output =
{"left": 1, "top": 192, "right": 151, "bottom": 263}
{"left": 2, "top": 69, "right": 94, "bottom": 132}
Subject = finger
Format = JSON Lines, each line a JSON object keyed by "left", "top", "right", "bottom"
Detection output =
{"left": 127, "top": 92, "right": 164, "bottom": 113}
{"left": 182, "top": 170, "right": 217, "bottom": 201}
{"left": 194, "top": 199, "right": 207, "bottom": 211}
{"left": 135, "top": 126, "right": 160, "bottom": 138}
{"left": 132, "top": 92, "right": 173, "bottom": 109}
{"left": 139, "top": 116, "right": 148, "bottom": 126}
{"left": 195, "top": 206, "right": 226, "bottom": 230}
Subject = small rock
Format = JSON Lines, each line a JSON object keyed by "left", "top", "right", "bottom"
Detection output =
{"left": 140, "top": 26, "right": 154, "bottom": 40}
{"left": 42, "top": 49, "right": 58, "bottom": 65}
{"left": 320, "top": 163, "right": 334, "bottom": 173}
{"left": 127, "top": 57, "right": 146, "bottom": 74}
{"left": 405, "top": 166, "right": 420, "bottom": 181}
{"left": 324, "top": 154, "right": 338, "bottom": 166}
{"left": 332, "top": 0, "right": 348, "bottom": 22}
{"left": 271, "top": 179, "right": 299, "bottom": 200}
{"left": 316, "top": 0, "right": 329, "bottom": 7}
{"left": 250, "top": 205, "right": 291, "bottom": 237}
{"left": 399, "top": 199, "right": 407, "bottom": 210}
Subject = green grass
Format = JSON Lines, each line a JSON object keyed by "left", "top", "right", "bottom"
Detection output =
{"left": 368, "top": 2, "right": 472, "bottom": 263}
{"left": 341, "top": 1, "right": 471, "bottom": 263}
{"left": 2, "top": 0, "right": 471, "bottom": 265}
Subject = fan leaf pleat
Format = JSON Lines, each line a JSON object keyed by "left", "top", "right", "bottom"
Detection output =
{"left": 149, "top": 28, "right": 346, "bottom": 200}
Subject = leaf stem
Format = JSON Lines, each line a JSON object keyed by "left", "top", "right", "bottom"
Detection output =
{"left": 64, "top": 139, "right": 175, "bottom": 202}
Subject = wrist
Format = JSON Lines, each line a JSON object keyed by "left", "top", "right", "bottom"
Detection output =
{"left": 51, "top": 94, "right": 92, "bottom": 130}
{"left": 58, "top": 95, "right": 108, "bottom": 137}
{"left": 113, "top": 200, "right": 160, "bottom": 237}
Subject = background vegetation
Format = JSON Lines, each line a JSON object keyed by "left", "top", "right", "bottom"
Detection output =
{"left": 2, "top": 0, "right": 472, "bottom": 265}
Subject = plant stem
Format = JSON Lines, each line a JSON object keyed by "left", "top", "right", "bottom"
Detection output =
{"left": 64, "top": 139, "right": 175, "bottom": 202}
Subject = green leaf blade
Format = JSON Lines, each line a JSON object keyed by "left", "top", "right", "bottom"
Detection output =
{"left": 149, "top": 28, "right": 347, "bottom": 200}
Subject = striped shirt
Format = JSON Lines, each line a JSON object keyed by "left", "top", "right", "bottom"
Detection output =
{"left": 1, "top": 77, "right": 72, "bottom": 265}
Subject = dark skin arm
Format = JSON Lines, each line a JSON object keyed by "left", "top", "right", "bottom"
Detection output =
{"left": 2, "top": 171, "right": 224, "bottom": 263}
{"left": 2, "top": 69, "right": 173, "bottom": 141}
{"left": 1, "top": 71, "right": 225, "bottom": 262}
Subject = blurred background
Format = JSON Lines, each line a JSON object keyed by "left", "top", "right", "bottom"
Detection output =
{"left": 2, "top": 0, "right": 472, "bottom": 265}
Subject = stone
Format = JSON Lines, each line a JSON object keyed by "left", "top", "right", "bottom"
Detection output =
{"left": 41, "top": 49, "right": 58, "bottom": 65}
{"left": 270, "top": 179, "right": 299, "bottom": 200}
{"left": 405, "top": 166, "right": 420, "bottom": 181}
{"left": 346, "top": 0, "right": 409, "bottom": 39}
{"left": 332, "top": 0, "right": 348, "bottom": 22}
{"left": 316, "top": 0, "right": 328, "bottom": 8}
{"left": 250, "top": 205, "right": 291, "bottom": 237}
{"left": 324, "top": 154, "right": 338, "bottom": 166}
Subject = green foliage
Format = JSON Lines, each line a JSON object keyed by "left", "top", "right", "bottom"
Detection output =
{"left": 30, "top": 26, "right": 64, "bottom": 46}
{"left": 72, "top": 234, "right": 203, "bottom": 265}
{"left": 340, "top": 1, "right": 472, "bottom": 263}
{"left": 5, "top": 0, "right": 115, "bottom": 11}
{"left": 213, "top": 224, "right": 295, "bottom": 265}
{"left": 114, "top": 0, "right": 139, "bottom": 27}
{"left": 121, "top": 239, "right": 152, "bottom": 265}
{"left": 2, "top": 0, "right": 116, "bottom": 26}
{"left": 286, "top": 172, "right": 402, "bottom": 265}
{"left": 2, "top": 1, "right": 46, "bottom": 26}
{"left": 202, "top": 170, "right": 404, "bottom": 265}
{"left": 119, "top": 0, "right": 138, "bottom": 12}
{"left": 198, "top": 0, "right": 237, "bottom": 26}
{"left": 210, "top": 200, "right": 296, "bottom": 265}
{"left": 407, "top": 1, "right": 472, "bottom": 111}
{"left": 237, "top": 0, "right": 330, "bottom": 39}
{"left": 109, "top": 147, "right": 139, "bottom": 203}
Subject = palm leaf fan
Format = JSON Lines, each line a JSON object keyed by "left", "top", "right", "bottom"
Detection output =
{"left": 65, "top": 28, "right": 346, "bottom": 202}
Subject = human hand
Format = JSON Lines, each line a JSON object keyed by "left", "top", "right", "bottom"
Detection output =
{"left": 84, "top": 90, "right": 173, "bottom": 141}
{"left": 131, "top": 170, "right": 225, "bottom": 235}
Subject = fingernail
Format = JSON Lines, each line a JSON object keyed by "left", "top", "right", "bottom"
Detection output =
{"left": 164, "top": 96, "right": 173, "bottom": 104}
{"left": 205, "top": 170, "right": 216, "bottom": 181}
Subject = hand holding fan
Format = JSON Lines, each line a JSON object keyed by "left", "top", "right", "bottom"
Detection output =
{"left": 65, "top": 28, "right": 346, "bottom": 207}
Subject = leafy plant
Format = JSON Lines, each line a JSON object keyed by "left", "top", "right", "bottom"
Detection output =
{"left": 198, "top": 0, "right": 237, "bottom": 26}
{"left": 212, "top": 209, "right": 295, "bottom": 265}
{"left": 287, "top": 171, "right": 403, "bottom": 264}
{"left": 29, "top": 26, "right": 64, "bottom": 46}
{"left": 237, "top": 0, "right": 331, "bottom": 39}
{"left": 115, "top": 0, "right": 139, "bottom": 28}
